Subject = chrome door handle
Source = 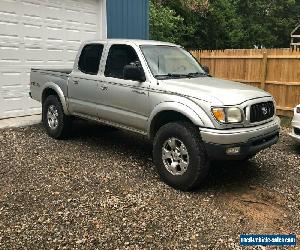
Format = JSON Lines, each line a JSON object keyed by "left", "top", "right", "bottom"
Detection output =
{"left": 100, "top": 86, "right": 108, "bottom": 91}
{"left": 73, "top": 80, "right": 79, "bottom": 85}
{"left": 132, "top": 89, "right": 146, "bottom": 95}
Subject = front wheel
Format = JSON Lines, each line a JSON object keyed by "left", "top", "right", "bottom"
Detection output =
{"left": 153, "top": 122, "right": 210, "bottom": 191}
{"left": 42, "top": 95, "right": 72, "bottom": 139}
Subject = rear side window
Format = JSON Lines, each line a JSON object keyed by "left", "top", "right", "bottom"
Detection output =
{"left": 104, "top": 44, "right": 140, "bottom": 79}
{"left": 78, "top": 44, "right": 104, "bottom": 75}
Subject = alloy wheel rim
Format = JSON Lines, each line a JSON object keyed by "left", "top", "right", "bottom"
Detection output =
{"left": 162, "top": 137, "right": 189, "bottom": 176}
{"left": 47, "top": 105, "right": 59, "bottom": 130}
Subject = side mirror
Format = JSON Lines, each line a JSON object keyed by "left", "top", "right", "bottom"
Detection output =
{"left": 202, "top": 65, "right": 210, "bottom": 75}
{"left": 123, "top": 64, "right": 146, "bottom": 82}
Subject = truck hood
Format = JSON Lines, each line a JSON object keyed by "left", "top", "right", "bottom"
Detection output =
{"left": 159, "top": 77, "right": 271, "bottom": 105}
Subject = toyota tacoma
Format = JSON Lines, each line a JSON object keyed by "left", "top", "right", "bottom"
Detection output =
{"left": 30, "top": 39, "right": 280, "bottom": 190}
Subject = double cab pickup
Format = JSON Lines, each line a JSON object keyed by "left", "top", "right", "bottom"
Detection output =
{"left": 30, "top": 39, "right": 280, "bottom": 190}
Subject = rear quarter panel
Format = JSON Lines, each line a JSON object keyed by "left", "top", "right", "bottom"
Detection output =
{"left": 30, "top": 69, "right": 69, "bottom": 102}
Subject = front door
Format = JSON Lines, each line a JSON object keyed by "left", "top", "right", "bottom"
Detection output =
{"left": 68, "top": 44, "right": 104, "bottom": 118}
{"left": 98, "top": 44, "right": 150, "bottom": 131}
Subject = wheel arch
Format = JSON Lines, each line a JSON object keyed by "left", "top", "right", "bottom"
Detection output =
{"left": 41, "top": 83, "right": 70, "bottom": 115}
{"left": 148, "top": 102, "right": 208, "bottom": 140}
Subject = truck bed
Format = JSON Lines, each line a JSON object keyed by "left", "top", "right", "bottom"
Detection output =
{"left": 30, "top": 68, "right": 71, "bottom": 103}
{"left": 31, "top": 68, "right": 72, "bottom": 74}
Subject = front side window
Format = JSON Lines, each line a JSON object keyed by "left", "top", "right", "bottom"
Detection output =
{"left": 140, "top": 45, "right": 206, "bottom": 79}
{"left": 104, "top": 44, "right": 141, "bottom": 79}
{"left": 78, "top": 44, "right": 104, "bottom": 75}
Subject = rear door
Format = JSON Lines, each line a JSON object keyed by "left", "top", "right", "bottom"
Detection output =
{"left": 68, "top": 43, "right": 104, "bottom": 118}
{"left": 98, "top": 44, "right": 150, "bottom": 131}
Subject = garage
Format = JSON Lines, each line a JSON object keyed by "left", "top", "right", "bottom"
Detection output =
{"left": 0, "top": 0, "right": 149, "bottom": 119}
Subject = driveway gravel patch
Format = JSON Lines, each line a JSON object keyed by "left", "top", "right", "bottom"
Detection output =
{"left": 0, "top": 122, "right": 299, "bottom": 249}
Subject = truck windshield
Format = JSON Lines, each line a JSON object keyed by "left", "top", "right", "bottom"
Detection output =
{"left": 140, "top": 45, "right": 207, "bottom": 79}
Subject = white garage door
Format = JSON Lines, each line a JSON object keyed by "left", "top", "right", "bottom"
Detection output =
{"left": 0, "top": 0, "right": 106, "bottom": 119}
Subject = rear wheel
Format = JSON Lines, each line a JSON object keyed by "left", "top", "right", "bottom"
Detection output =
{"left": 42, "top": 95, "right": 72, "bottom": 139}
{"left": 153, "top": 122, "right": 210, "bottom": 191}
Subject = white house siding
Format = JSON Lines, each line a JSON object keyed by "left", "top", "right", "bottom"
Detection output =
{"left": 0, "top": 0, "right": 106, "bottom": 119}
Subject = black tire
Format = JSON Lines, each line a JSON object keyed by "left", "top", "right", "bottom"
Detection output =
{"left": 42, "top": 95, "right": 72, "bottom": 139}
{"left": 153, "top": 122, "right": 210, "bottom": 191}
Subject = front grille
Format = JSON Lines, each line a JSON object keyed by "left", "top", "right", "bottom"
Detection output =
{"left": 250, "top": 101, "right": 275, "bottom": 123}
{"left": 295, "top": 128, "right": 300, "bottom": 136}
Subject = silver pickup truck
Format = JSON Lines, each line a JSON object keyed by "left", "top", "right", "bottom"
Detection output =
{"left": 30, "top": 39, "right": 280, "bottom": 190}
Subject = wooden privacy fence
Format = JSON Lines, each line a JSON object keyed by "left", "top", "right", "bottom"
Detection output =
{"left": 191, "top": 49, "right": 300, "bottom": 117}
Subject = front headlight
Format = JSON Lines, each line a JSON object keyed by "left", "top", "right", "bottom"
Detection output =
{"left": 212, "top": 107, "right": 243, "bottom": 123}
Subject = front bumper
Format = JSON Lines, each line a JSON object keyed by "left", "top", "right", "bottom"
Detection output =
{"left": 200, "top": 116, "right": 281, "bottom": 160}
{"left": 289, "top": 114, "right": 300, "bottom": 143}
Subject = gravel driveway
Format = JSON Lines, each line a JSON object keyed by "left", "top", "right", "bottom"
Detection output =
{"left": 0, "top": 121, "right": 299, "bottom": 249}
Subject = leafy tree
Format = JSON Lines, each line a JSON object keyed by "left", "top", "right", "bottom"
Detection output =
{"left": 236, "top": 0, "right": 300, "bottom": 48}
{"left": 149, "top": 1, "right": 194, "bottom": 45}
{"left": 154, "top": 0, "right": 210, "bottom": 48}
{"left": 150, "top": 0, "right": 300, "bottom": 49}
{"left": 195, "top": 0, "right": 245, "bottom": 49}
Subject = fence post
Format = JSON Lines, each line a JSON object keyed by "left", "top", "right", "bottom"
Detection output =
{"left": 260, "top": 50, "right": 268, "bottom": 90}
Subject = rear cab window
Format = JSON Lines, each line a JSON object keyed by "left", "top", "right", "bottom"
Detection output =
{"left": 78, "top": 44, "right": 104, "bottom": 75}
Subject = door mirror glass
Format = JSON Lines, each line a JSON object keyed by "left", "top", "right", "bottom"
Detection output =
{"left": 123, "top": 64, "right": 146, "bottom": 82}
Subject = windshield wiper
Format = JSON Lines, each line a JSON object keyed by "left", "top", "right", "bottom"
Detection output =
{"left": 154, "top": 73, "right": 187, "bottom": 79}
{"left": 186, "top": 72, "right": 208, "bottom": 77}
{"left": 155, "top": 72, "right": 208, "bottom": 79}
